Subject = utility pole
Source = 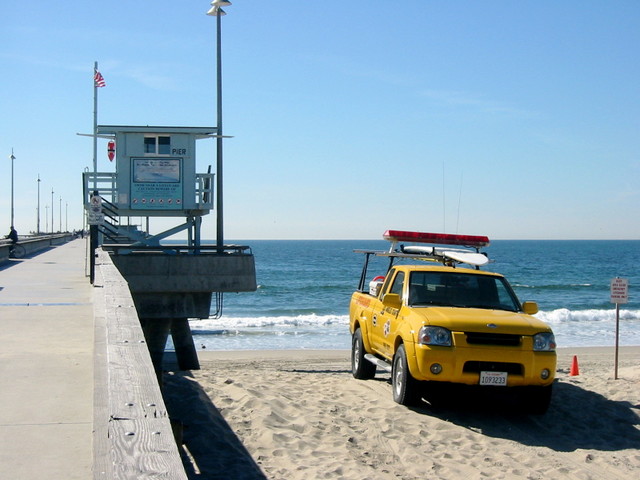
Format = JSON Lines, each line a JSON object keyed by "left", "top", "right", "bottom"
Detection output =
{"left": 10, "top": 149, "right": 15, "bottom": 228}
{"left": 37, "top": 175, "right": 41, "bottom": 234}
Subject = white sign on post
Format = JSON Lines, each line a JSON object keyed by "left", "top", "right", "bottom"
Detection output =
{"left": 610, "top": 277, "right": 629, "bottom": 380}
{"left": 88, "top": 195, "right": 104, "bottom": 225}
{"left": 87, "top": 212, "right": 105, "bottom": 225}
{"left": 90, "top": 195, "right": 102, "bottom": 209}
{"left": 610, "top": 277, "right": 629, "bottom": 304}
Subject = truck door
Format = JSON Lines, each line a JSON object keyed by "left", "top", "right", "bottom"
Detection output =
{"left": 371, "top": 271, "right": 405, "bottom": 358}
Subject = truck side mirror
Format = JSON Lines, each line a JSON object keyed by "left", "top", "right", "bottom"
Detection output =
{"left": 382, "top": 293, "right": 402, "bottom": 309}
{"left": 522, "top": 301, "right": 538, "bottom": 315}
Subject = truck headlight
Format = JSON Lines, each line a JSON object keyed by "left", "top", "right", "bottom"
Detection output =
{"left": 418, "top": 326, "right": 452, "bottom": 346}
{"left": 533, "top": 332, "right": 556, "bottom": 352}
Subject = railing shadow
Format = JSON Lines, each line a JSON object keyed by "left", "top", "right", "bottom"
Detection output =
{"left": 0, "top": 248, "right": 54, "bottom": 270}
{"left": 162, "top": 369, "right": 268, "bottom": 480}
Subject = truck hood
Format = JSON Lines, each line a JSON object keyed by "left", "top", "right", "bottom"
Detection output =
{"left": 414, "top": 307, "right": 552, "bottom": 335}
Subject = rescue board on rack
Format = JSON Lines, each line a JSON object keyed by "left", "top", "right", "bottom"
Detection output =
{"left": 401, "top": 246, "right": 489, "bottom": 266}
{"left": 440, "top": 250, "right": 489, "bottom": 266}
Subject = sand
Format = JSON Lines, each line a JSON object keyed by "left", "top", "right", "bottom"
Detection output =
{"left": 163, "top": 347, "right": 640, "bottom": 479}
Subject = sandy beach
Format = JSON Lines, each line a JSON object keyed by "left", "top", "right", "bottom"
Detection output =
{"left": 163, "top": 347, "right": 640, "bottom": 479}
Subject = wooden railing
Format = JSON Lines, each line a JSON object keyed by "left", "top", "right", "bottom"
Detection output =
{"left": 92, "top": 249, "right": 187, "bottom": 479}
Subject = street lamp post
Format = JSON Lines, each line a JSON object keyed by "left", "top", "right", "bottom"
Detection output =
{"left": 59, "top": 196, "right": 62, "bottom": 232}
{"left": 207, "top": 0, "right": 231, "bottom": 252}
{"left": 37, "top": 175, "right": 41, "bottom": 234}
{"left": 10, "top": 149, "right": 15, "bottom": 228}
{"left": 51, "top": 188, "right": 54, "bottom": 233}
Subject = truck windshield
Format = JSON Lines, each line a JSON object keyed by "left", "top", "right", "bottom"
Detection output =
{"left": 408, "top": 271, "right": 520, "bottom": 312}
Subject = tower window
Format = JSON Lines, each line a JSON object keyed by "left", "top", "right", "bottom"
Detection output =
{"left": 158, "top": 136, "right": 171, "bottom": 154}
{"left": 144, "top": 136, "right": 171, "bottom": 154}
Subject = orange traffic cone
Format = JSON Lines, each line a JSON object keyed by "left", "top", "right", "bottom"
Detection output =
{"left": 570, "top": 355, "right": 580, "bottom": 376}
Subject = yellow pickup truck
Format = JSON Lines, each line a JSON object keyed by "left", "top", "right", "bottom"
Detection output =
{"left": 349, "top": 230, "right": 556, "bottom": 413}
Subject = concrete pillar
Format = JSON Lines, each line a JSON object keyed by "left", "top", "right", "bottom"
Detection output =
{"left": 170, "top": 318, "right": 200, "bottom": 370}
{"left": 140, "top": 318, "right": 171, "bottom": 383}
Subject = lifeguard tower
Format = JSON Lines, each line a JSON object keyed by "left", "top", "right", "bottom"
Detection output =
{"left": 85, "top": 125, "right": 217, "bottom": 244}
{"left": 83, "top": 125, "right": 256, "bottom": 374}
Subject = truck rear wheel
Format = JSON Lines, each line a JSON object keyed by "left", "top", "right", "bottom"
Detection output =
{"left": 392, "top": 345, "right": 421, "bottom": 406}
{"left": 351, "top": 329, "right": 376, "bottom": 379}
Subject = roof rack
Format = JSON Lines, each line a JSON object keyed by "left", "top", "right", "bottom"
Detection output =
{"left": 383, "top": 230, "right": 489, "bottom": 264}
{"left": 354, "top": 247, "right": 489, "bottom": 267}
{"left": 355, "top": 230, "right": 491, "bottom": 291}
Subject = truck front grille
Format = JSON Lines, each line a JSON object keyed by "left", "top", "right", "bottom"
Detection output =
{"left": 465, "top": 332, "right": 522, "bottom": 346}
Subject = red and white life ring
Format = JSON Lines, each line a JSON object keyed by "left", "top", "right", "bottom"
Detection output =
{"left": 107, "top": 140, "right": 116, "bottom": 162}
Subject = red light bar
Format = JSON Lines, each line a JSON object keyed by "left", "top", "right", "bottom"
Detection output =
{"left": 383, "top": 230, "right": 490, "bottom": 247}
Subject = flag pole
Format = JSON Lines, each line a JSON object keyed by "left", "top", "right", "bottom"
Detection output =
{"left": 90, "top": 61, "right": 99, "bottom": 284}
{"left": 93, "top": 61, "right": 98, "bottom": 183}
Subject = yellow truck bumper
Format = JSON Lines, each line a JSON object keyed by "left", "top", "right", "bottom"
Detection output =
{"left": 410, "top": 339, "right": 556, "bottom": 387}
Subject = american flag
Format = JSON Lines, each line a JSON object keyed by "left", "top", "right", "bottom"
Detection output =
{"left": 94, "top": 70, "right": 106, "bottom": 88}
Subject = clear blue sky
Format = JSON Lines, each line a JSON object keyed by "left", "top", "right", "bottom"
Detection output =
{"left": 2, "top": 1, "right": 638, "bottom": 240}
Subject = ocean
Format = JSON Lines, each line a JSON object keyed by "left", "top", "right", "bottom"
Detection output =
{"left": 185, "top": 240, "right": 640, "bottom": 351}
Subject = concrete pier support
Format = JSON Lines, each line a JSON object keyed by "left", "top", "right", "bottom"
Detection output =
{"left": 140, "top": 318, "right": 200, "bottom": 380}
{"left": 140, "top": 318, "right": 172, "bottom": 382}
{"left": 107, "top": 249, "right": 256, "bottom": 374}
{"left": 170, "top": 318, "right": 200, "bottom": 371}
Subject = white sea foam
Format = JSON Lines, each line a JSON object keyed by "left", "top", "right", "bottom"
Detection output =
{"left": 536, "top": 309, "right": 640, "bottom": 347}
{"left": 190, "top": 313, "right": 350, "bottom": 332}
{"left": 536, "top": 308, "right": 640, "bottom": 324}
{"left": 186, "top": 308, "right": 640, "bottom": 350}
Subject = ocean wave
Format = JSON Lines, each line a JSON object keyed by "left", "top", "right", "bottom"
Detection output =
{"left": 512, "top": 283, "right": 594, "bottom": 290}
{"left": 185, "top": 309, "right": 640, "bottom": 348}
{"left": 190, "top": 313, "right": 350, "bottom": 331}
{"left": 193, "top": 308, "right": 640, "bottom": 329}
{"left": 535, "top": 308, "right": 640, "bottom": 324}
{"left": 193, "top": 308, "right": 640, "bottom": 330}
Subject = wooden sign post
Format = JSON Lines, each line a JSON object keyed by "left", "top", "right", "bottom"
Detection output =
{"left": 610, "top": 277, "right": 629, "bottom": 380}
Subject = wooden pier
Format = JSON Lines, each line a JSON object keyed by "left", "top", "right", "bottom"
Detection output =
{"left": 0, "top": 240, "right": 187, "bottom": 479}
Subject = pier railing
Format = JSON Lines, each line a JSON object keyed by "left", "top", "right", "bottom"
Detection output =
{"left": 93, "top": 249, "right": 187, "bottom": 479}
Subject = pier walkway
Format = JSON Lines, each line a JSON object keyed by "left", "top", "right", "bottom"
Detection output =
{"left": 0, "top": 239, "right": 93, "bottom": 479}
{"left": 0, "top": 239, "right": 186, "bottom": 479}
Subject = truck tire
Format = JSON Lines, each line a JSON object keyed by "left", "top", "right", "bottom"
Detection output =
{"left": 392, "top": 345, "right": 421, "bottom": 406}
{"left": 351, "top": 329, "right": 376, "bottom": 380}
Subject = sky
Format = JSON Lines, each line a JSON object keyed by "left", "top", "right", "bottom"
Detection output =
{"left": 1, "top": 1, "right": 639, "bottom": 240}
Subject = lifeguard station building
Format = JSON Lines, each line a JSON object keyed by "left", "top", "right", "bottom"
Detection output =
{"left": 83, "top": 125, "right": 256, "bottom": 372}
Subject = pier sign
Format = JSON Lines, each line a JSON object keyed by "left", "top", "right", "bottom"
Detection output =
{"left": 88, "top": 195, "right": 105, "bottom": 225}
{"left": 610, "top": 277, "right": 629, "bottom": 304}
{"left": 130, "top": 157, "right": 183, "bottom": 210}
{"left": 610, "top": 277, "right": 628, "bottom": 380}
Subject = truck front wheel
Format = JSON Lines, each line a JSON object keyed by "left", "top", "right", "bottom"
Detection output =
{"left": 392, "top": 345, "right": 421, "bottom": 406}
{"left": 351, "top": 329, "right": 376, "bottom": 379}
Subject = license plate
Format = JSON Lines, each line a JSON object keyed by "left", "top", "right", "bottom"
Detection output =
{"left": 479, "top": 371, "right": 507, "bottom": 386}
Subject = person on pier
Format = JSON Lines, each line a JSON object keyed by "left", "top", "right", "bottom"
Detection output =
{"left": 6, "top": 226, "right": 18, "bottom": 244}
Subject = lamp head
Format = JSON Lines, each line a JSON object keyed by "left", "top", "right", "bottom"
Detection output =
{"left": 207, "top": 0, "right": 231, "bottom": 15}
{"left": 206, "top": 7, "right": 226, "bottom": 16}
